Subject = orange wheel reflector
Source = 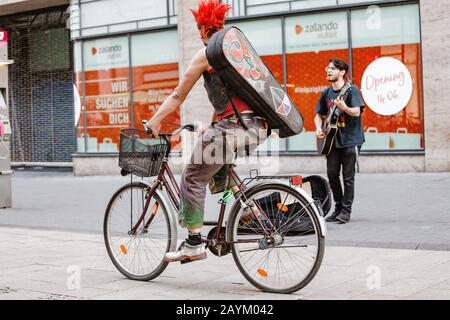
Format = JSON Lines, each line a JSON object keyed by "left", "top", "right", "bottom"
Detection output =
{"left": 277, "top": 203, "right": 288, "bottom": 212}
{"left": 120, "top": 245, "right": 127, "bottom": 255}
{"left": 151, "top": 202, "right": 159, "bottom": 215}
{"left": 257, "top": 268, "right": 268, "bottom": 277}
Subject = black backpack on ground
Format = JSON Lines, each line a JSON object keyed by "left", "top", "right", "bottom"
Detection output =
{"left": 302, "top": 175, "right": 332, "bottom": 217}
{"left": 242, "top": 191, "right": 313, "bottom": 235}
{"left": 240, "top": 176, "right": 331, "bottom": 234}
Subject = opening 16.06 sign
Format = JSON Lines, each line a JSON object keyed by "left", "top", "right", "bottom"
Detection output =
{"left": 361, "top": 57, "right": 413, "bottom": 116}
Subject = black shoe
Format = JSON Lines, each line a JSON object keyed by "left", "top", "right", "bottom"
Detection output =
{"left": 336, "top": 211, "right": 351, "bottom": 224}
{"left": 325, "top": 210, "right": 341, "bottom": 222}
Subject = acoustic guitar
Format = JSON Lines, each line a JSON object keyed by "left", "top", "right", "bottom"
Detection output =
{"left": 317, "top": 82, "right": 353, "bottom": 156}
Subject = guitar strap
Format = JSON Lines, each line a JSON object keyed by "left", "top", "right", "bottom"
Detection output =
{"left": 218, "top": 74, "right": 273, "bottom": 137}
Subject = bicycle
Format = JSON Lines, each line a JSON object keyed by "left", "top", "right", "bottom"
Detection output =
{"left": 103, "top": 123, "right": 327, "bottom": 294}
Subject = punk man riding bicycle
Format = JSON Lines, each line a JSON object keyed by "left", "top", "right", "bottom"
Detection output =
{"left": 144, "top": 0, "right": 268, "bottom": 263}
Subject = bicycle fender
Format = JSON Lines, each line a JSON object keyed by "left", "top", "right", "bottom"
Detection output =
{"left": 151, "top": 186, "right": 179, "bottom": 252}
{"left": 238, "top": 181, "right": 327, "bottom": 238}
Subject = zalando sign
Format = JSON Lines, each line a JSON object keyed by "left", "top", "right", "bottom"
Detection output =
{"left": 295, "top": 21, "right": 339, "bottom": 34}
{"left": 304, "top": 21, "right": 339, "bottom": 33}
{"left": 92, "top": 45, "right": 122, "bottom": 56}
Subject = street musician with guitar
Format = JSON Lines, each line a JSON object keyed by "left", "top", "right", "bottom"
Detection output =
{"left": 315, "top": 59, "right": 365, "bottom": 224}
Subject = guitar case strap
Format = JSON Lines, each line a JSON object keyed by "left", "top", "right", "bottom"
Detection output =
{"left": 221, "top": 75, "right": 272, "bottom": 137}
{"left": 218, "top": 74, "right": 249, "bottom": 131}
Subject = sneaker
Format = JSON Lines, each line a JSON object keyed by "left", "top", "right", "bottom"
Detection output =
{"left": 336, "top": 211, "right": 351, "bottom": 224}
{"left": 164, "top": 241, "right": 207, "bottom": 263}
{"left": 325, "top": 210, "right": 341, "bottom": 222}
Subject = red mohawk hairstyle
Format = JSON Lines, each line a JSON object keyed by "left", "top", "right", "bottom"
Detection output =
{"left": 191, "top": 0, "right": 231, "bottom": 39}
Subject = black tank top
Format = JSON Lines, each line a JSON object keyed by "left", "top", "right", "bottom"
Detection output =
{"left": 202, "top": 69, "right": 234, "bottom": 114}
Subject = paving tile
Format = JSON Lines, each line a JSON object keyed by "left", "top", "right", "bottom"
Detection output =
{"left": 404, "top": 288, "right": 450, "bottom": 300}
{"left": 0, "top": 289, "right": 64, "bottom": 300}
{"left": 349, "top": 293, "right": 403, "bottom": 300}
{"left": 61, "top": 287, "right": 115, "bottom": 299}
{"left": 89, "top": 279, "right": 150, "bottom": 292}
{"left": 1, "top": 226, "right": 450, "bottom": 300}
{"left": 430, "top": 279, "right": 450, "bottom": 290}
{"left": 373, "top": 277, "right": 444, "bottom": 298}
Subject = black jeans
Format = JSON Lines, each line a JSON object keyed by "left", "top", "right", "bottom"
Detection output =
{"left": 326, "top": 146, "right": 358, "bottom": 214}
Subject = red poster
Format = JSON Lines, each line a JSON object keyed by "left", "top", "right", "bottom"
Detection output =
{"left": 286, "top": 49, "right": 349, "bottom": 132}
{"left": 132, "top": 63, "right": 181, "bottom": 150}
{"left": 76, "top": 63, "right": 180, "bottom": 152}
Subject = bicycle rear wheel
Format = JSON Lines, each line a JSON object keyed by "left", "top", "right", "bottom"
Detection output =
{"left": 103, "top": 182, "right": 173, "bottom": 281}
{"left": 227, "top": 183, "right": 325, "bottom": 294}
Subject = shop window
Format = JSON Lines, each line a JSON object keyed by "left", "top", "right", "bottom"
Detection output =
{"left": 285, "top": 11, "right": 349, "bottom": 151}
{"left": 79, "top": 36, "right": 130, "bottom": 153}
{"left": 131, "top": 30, "right": 180, "bottom": 150}
{"left": 351, "top": 4, "right": 423, "bottom": 151}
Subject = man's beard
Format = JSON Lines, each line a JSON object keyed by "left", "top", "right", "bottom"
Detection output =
{"left": 327, "top": 76, "right": 338, "bottom": 83}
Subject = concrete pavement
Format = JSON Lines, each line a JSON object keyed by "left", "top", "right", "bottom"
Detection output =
{"left": 0, "top": 226, "right": 449, "bottom": 300}
{"left": 0, "top": 170, "right": 449, "bottom": 300}
{"left": 1, "top": 170, "right": 449, "bottom": 250}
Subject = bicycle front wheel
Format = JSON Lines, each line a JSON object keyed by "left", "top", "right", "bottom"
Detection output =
{"left": 103, "top": 182, "right": 173, "bottom": 281}
{"left": 227, "top": 183, "right": 325, "bottom": 294}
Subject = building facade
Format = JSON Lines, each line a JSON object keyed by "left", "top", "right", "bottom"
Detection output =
{"left": 0, "top": 0, "right": 449, "bottom": 174}
{"left": 0, "top": 3, "right": 75, "bottom": 164}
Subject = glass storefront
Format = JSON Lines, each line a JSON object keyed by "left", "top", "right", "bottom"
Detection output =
{"left": 231, "top": 2, "right": 423, "bottom": 152}
{"left": 131, "top": 31, "right": 181, "bottom": 150}
{"left": 81, "top": 36, "right": 130, "bottom": 153}
{"left": 75, "top": 2, "right": 423, "bottom": 154}
{"left": 75, "top": 29, "right": 179, "bottom": 153}
{"left": 351, "top": 4, "right": 423, "bottom": 151}
{"left": 285, "top": 11, "right": 349, "bottom": 151}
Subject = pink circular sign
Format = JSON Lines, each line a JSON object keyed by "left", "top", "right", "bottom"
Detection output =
{"left": 361, "top": 57, "right": 413, "bottom": 116}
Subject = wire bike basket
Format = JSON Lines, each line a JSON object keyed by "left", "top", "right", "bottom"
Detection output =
{"left": 119, "top": 129, "right": 168, "bottom": 177}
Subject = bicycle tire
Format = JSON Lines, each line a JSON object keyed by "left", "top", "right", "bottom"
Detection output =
{"left": 227, "top": 182, "right": 325, "bottom": 294}
{"left": 103, "top": 182, "right": 173, "bottom": 281}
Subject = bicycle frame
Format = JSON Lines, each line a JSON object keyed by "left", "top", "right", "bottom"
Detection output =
{"left": 110, "top": 125, "right": 325, "bottom": 293}
{"left": 129, "top": 158, "right": 178, "bottom": 235}
{"left": 129, "top": 156, "right": 273, "bottom": 245}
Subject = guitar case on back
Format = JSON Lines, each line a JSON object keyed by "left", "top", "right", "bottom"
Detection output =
{"left": 206, "top": 26, "right": 304, "bottom": 138}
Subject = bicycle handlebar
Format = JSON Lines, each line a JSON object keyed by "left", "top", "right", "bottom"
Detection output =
{"left": 142, "top": 120, "right": 197, "bottom": 137}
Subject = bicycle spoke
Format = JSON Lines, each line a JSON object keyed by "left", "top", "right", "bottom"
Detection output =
{"left": 231, "top": 184, "right": 324, "bottom": 293}
{"left": 105, "top": 183, "right": 171, "bottom": 280}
